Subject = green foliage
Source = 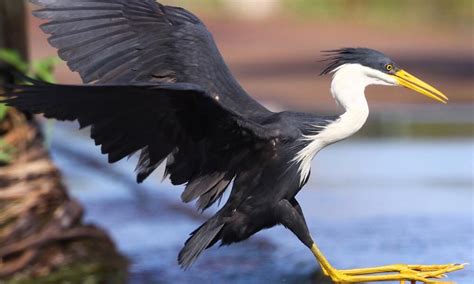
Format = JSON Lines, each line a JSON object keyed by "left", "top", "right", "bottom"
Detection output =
{"left": 0, "top": 49, "right": 60, "bottom": 83}
{"left": 0, "top": 49, "right": 60, "bottom": 120}
{"left": 0, "top": 49, "right": 60, "bottom": 164}
{"left": 283, "top": 0, "right": 342, "bottom": 19}
{"left": 0, "top": 49, "right": 29, "bottom": 73}
{"left": 0, "top": 139, "right": 15, "bottom": 164}
{"left": 0, "top": 103, "right": 7, "bottom": 121}
{"left": 163, "top": 0, "right": 472, "bottom": 27}
{"left": 30, "top": 56, "right": 61, "bottom": 83}
{"left": 358, "top": 121, "right": 474, "bottom": 138}
{"left": 282, "top": 0, "right": 472, "bottom": 27}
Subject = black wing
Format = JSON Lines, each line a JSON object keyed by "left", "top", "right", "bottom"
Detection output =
{"left": 21, "top": 0, "right": 288, "bottom": 210}
{"left": 31, "top": 0, "right": 269, "bottom": 117}
{"left": 2, "top": 78, "right": 285, "bottom": 210}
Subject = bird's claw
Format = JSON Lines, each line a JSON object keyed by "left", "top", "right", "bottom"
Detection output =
{"left": 321, "top": 263, "right": 465, "bottom": 283}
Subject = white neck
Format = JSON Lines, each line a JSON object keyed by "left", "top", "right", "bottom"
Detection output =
{"left": 325, "top": 64, "right": 371, "bottom": 143}
{"left": 294, "top": 64, "right": 396, "bottom": 184}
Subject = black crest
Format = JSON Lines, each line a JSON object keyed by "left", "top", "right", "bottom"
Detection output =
{"left": 320, "top": 48, "right": 396, "bottom": 75}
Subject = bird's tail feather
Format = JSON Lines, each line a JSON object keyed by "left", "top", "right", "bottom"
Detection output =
{"left": 178, "top": 217, "right": 224, "bottom": 269}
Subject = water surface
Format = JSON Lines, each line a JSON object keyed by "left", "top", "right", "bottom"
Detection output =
{"left": 50, "top": 126, "right": 473, "bottom": 283}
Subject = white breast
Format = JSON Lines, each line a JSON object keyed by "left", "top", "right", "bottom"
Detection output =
{"left": 293, "top": 106, "right": 369, "bottom": 185}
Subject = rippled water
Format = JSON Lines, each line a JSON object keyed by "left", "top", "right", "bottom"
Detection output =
{"left": 50, "top": 126, "right": 473, "bottom": 284}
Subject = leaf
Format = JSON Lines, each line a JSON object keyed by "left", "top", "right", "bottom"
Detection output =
{"left": 0, "top": 139, "right": 15, "bottom": 164}
{"left": 31, "top": 56, "right": 61, "bottom": 83}
{"left": 0, "top": 48, "right": 60, "bottom": 123}
{"left": 0, "top": 48, "right": 60, "bottom": 83}
{"left": 0, "top": 151, "right": 12, "bottom": 163}
{"left": 0, "top": 49, "right": 28, "bottom": 72}
{"left": 0, "top": 104, "right": 7, "bottom": 121}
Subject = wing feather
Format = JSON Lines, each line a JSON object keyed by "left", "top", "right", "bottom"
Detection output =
{"left": 31, "top": 0, "right": 269, "bottom": 116}
{"left": 2, "top": 79, "right": 281, "bottom": 210}
{"left": 20, "top": 0, "right": 287, "bottom": 209}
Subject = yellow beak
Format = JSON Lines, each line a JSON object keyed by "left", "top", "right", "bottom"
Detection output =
{"left": 392, "top": 70, "right": 448, "bottom": 104}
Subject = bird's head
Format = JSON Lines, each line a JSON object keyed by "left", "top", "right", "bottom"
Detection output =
{"left": 321, "top": 48, "right": 448, "bottom": 104}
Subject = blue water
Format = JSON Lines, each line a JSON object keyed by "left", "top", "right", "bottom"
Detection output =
{"left": 50, "top": 125, "right": 473, "bottom": 284}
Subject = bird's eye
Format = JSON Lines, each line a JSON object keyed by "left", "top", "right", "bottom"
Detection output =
{"left": 385, "top": 64, "right": 393, "bottom": 71}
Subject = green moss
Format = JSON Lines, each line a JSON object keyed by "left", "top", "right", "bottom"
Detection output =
{"left": 0, "top": 104, "right": 7, "bottom": 122}
{"left": 0, "top": 139, "right": 15, "bottom": 164}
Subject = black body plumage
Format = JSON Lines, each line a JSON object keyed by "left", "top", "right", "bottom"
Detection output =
{"left": 2, "top": 0, "right": 339, "bottom": 268}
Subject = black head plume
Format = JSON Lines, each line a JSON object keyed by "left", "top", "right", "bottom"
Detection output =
{"left": 320, "top": 48, "right": 398, "bottom": 75}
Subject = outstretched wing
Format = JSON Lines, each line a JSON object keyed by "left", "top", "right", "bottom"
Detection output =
{"left": 2, "top": 78, "right": 283, "bottom": 210}
{"left": 31, "top": 0, "right": 269, "bottom": 117}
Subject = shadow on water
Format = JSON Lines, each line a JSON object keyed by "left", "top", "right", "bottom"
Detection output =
{"left": 49, "top": 124, "right": 473, "bottom": 284}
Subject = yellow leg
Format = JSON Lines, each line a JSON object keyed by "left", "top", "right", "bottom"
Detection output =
{"left": 310, "top": 243, "right": 465, "bottom": 283}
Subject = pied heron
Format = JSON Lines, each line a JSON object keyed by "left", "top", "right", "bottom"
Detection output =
{"left": 2, "top": 0, "right": 464, "bottom": 282}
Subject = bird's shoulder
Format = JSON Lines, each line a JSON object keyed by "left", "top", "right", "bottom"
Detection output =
{"left": 260, "top": 111, "right": 338, "bottom": 141}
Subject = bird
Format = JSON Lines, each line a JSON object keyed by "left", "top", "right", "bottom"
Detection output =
{"left": 1, "top": 0, "right": 464, "bottom": 283}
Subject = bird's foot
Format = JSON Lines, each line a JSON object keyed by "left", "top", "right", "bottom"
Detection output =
{"left": 312, "top": 244, "right": 465, "bottom": 283}
{"left": 320, "top": 263, "right": 466, "bottom": 283}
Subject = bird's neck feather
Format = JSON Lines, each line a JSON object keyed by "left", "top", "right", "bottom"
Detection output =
{"left": 331, "top": 64, "right": 370, "bottom": 111}
{"left": 294, "top": 64, "right": 376, "bottom": 185}
{"left": 324, "top": 64, "right": 372, "bottom": 144}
